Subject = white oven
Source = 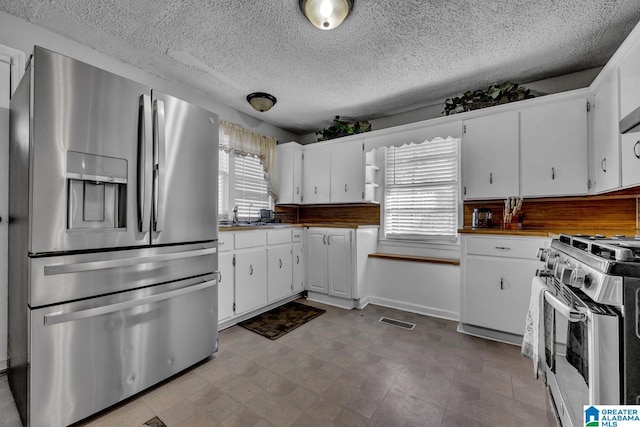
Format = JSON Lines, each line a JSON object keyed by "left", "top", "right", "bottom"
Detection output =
{"left": 541, "top": 275, "right": 620, "bottom": 427}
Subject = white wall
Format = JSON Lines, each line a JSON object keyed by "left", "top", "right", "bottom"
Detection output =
{"left": 367, "top": 259, "right": 460, "bottom": 321}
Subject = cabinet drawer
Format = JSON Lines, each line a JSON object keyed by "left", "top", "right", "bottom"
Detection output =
{"left": 235, "top": 231, "right": 266, "bottom": 249}
{"left": 465, "top": 236, "right": 547, "bottom": 259}
{"left": 267, "top": 229, "right": 291, "bottom": 245}
{"left": 218, "top": 233, "right": 233, "bottom": 252}
{"left": 292, "top": 229, "right": 303, "bottom": 243}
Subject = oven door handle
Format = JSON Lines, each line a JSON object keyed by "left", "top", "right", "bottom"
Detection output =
{"left": 544, "top": 290, "right": 586, "bottom": 322}
{"left": 43, "top": 279, "right": 217, "bottom": 326}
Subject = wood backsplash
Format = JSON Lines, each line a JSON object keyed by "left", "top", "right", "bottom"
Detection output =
{"left": 276, "top": 204, "right": 380, "bottom": 225}
{"left": 464, "top": 191, "right": 639, "bottom": 230}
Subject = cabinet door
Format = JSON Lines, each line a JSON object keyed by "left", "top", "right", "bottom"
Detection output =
{"left": 464, "top": 256, "right": 539, "bottom": 335}
{"left": 306, "top": 229, "right": 328, "bottom": 293}
{"left": 292, "top": 147, "right": 303, "bottom": 204}
{"left": 267, "top": 246, "right": 293, "bottom": 302}
{"left": 292, "top": 242, "right": 304, "bottom": 293}
{"left": 327, "top": 230, "right": 352, "bottom": 299}
{"left": 520, "top": 97, "right": 588, "bottom": 197}
{"left": 218, "top": 252, "right": 235, "bottom": 322}
{"left": 277, "top": 143, "right": 304, "bottom": 204}
{"left": 462, "top": 111, "right": 519, "bottom": 199}
{"left": 235, "top": 249, "right": 267, "bottom": 314}
{"left": 330, "top": 142, "right": 364, "bottom": 203}
{"left": 592, "top": 72, "right": 621, "bottom": 193}
{"left": 619, "top": 38, "right": 640, "bottom": 119}
{"left": 622, "top": 132, "right": 640, "bottom": 187}
{"left": 302, "top": 145, "right": 331, "bottom": 204}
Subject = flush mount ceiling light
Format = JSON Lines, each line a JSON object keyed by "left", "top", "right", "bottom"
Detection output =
{"left": 246, "top": 92, "right": 277, "bottom": 112}
{"left": 299, "top": 0, "right": 354, "bottom": 30}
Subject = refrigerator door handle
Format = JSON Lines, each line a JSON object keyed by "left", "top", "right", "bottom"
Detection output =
{"left": 43, "top": 278, "right": 217, "bottom": 326}
{"left": 153, "top": 99, "right": 166, "bottom": 233}
{"left": 138, "top": 94, "right": 153, "bottom": 233}
{"left": 44, "top": 247, "right": 217, "bottom": 275}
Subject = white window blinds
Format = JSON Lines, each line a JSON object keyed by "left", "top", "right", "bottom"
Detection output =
{"left": 233, "top": 154, "right": 271, "bottom": 219}
{"left": 218, "top": 150, "right": 230, "bottom": 218}
{"left": 384, "top": 138, "right": 458, "bottom": 240}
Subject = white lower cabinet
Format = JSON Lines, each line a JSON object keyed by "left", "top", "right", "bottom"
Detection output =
{"left": 235, "top": 249, "right": 268, "bottom": 315}
{"left": 292, "top": 242, "right": 304, "bottom": 293}
{"left": 217, "top": 227, "right": 305, "bottom": 328}
{"left": 460, "top": 235, "right": 549, "bottom": 339}
{"left": 306, "top": 228, "right": 353, "bottom": 298}
{"left": 218, "top": 252, "right": 235, "bottom": 322}
{"left": 267, "top": 246, "right": 293, "bottom": 302}
{"left": 304, "top": 226, "right": 377, "bottom": 308}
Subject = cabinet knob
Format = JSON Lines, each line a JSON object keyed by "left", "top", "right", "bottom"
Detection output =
{"left": 500, "top": 277, "right": 504, "bottom": 290}
{"left": 551, "top": 167, "right": 555, "bottom": 180}
{"left": 249, "top": 265, "right": 253, "bottom": 275}
{"left": 296, "top": 255, "right": 300, "bottom": 264}
{"left": 314, "top": 186, "right": 317, "bottom": 194}
{"left": 489, "top": 172, "right": 493, "bottom": 184}
{"left": 634, "top": 141, "right": 640, "bottom": 159}
{"left": 296, "top": 186, "right": 300, "bottom": 194}
{"left": 344, "top": 183, "right": 348, "bottom": 192}
{"left": 279, "top": 259, "right": 282, "bottom": 269}
{"left": 601, "top": 157, "right": 607, "bottom": 173}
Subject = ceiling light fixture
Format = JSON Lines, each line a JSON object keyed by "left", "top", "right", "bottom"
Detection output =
{"left": 299, "top": 0, "right": 354, "bottom": 30}
{"left": 246, "top": 92, "right": 277, "bottom": 112}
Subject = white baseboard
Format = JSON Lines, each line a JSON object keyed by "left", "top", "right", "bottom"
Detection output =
{"left": 305, "top": 292, "right": 357, "bottom": 310}
{"left": 355, "top": 295, "right": 370, "bottom": 310}
{"left": 367, "top": 296, "right": 459, "bottom": 322}
{"left": 456, "top": 322, "right": 522, "bottom": 346}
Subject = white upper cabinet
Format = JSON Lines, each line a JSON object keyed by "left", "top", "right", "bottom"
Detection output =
{"left": 621, "top": 132, "right": 640, "bottom": 187}
{"left": 619, "top": 38, "right": 640, "bottom": 120}
{"left": 462, "top": 110, "right": 519, "bottom": 200}
{"left": 520, "top": 97, "right": 589, "bottom": 197}
{"left": 592, "top": 71, "right": 621, "bottom": 193}
{"left": 330, "top": 141, "right": 364, "bottom": 203}
{"left": 302, "top": 144, "right": 331, "bottom": 204}
{"left": 276, "top": 142, "right": 303, "bottom": 204}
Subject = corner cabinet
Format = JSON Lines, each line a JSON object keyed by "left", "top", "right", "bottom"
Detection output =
{"left": 591, "top": 70, "right": 621, "bottom": 193}
{"left": 520, "top": 97, "right": 589, "bottom": 197}
{"left": 305, "top": 226, "right": 378, "bottom": 309}
{"left": 459, "top": 234, "right": 550, "bottom": 342}
{"left": 462, "top": 111, "right": 519, "bottom": 200}
{"left": 276, "top": 142, "right": 304, "bottom": 204}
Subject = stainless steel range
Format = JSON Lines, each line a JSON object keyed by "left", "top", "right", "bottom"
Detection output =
{"left": 535, "top": 234, "right": 640, "bottom": 427}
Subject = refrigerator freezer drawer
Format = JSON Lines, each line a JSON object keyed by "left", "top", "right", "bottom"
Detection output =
{"left": 29, "top": 277, "right": 218, "bottom": 427}
{"left": 30, "top": 242, "right": 217, "bottom": 307}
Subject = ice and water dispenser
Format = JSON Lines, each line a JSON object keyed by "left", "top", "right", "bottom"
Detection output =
{"left": 66, "top": 151, "right": 127, "bottom": 230}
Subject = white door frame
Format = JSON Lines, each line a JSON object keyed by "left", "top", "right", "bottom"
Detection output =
{"left": 0, "top": 44, "right": 25, "bottom": 99}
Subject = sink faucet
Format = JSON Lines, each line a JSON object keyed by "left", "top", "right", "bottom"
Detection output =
{"left": 232, "top": 205, "right": 239, "bottom": 224}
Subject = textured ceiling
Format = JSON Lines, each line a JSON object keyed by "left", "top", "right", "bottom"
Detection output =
{"left": 2, "top": 1, "right": 640, "bottom": 135}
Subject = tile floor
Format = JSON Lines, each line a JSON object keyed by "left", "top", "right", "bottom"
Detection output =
{"left": 1, "top": 300, "right": 557, "bottom": 426}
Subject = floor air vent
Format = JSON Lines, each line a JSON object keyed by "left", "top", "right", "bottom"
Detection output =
{"left": 378, "top": 317, "right": 416, "bottom": 330}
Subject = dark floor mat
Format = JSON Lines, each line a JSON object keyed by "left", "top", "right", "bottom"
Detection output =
{"left": 144, "top": 416, "right": 167, "bottom": 427}
{"left": 237, "top": 301, "right": 325, "bottom": 340}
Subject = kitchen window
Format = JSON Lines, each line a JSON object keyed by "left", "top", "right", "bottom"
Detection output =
{"left": 218, "top": 121, "right": 277, "bottom": 221}
{"left": 218, "top": 150, "right": 271, "bottom": 220}
{"left": 383, "top": 137, "right": 459, "bottom": 241}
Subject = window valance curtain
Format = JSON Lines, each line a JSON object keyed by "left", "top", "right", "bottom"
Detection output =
{"left": 219, "top": 121, "right": 278, "bottom": 200}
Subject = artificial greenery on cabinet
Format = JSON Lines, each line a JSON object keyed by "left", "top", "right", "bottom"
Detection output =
{"left": 443, "top": 82, "right": 534, "bottom": 116}
{"left": 316, "top": 116, "right": 371, "bottom": 141}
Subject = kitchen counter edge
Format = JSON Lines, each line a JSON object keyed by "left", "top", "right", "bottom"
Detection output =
{"left": 458, "top": 227, "right": 640, "bottom": 238}
{"left": 219, "top": 223, "right": 379, "bottom": 232}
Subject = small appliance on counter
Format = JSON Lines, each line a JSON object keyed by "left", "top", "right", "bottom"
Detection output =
{"left": 472, "top": 208, "right": 492, "bottom": 228}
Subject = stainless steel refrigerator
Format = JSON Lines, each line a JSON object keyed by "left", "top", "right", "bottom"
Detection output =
{"left": 8, "top": 46, "right": 219, "bottom": 427}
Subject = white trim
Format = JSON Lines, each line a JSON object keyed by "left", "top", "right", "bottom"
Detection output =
{"left": 367, "top": 296, "right": 459, "bottom": 322}
{"left": 0, "top": 44, "right": 25, "bottom": 98}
